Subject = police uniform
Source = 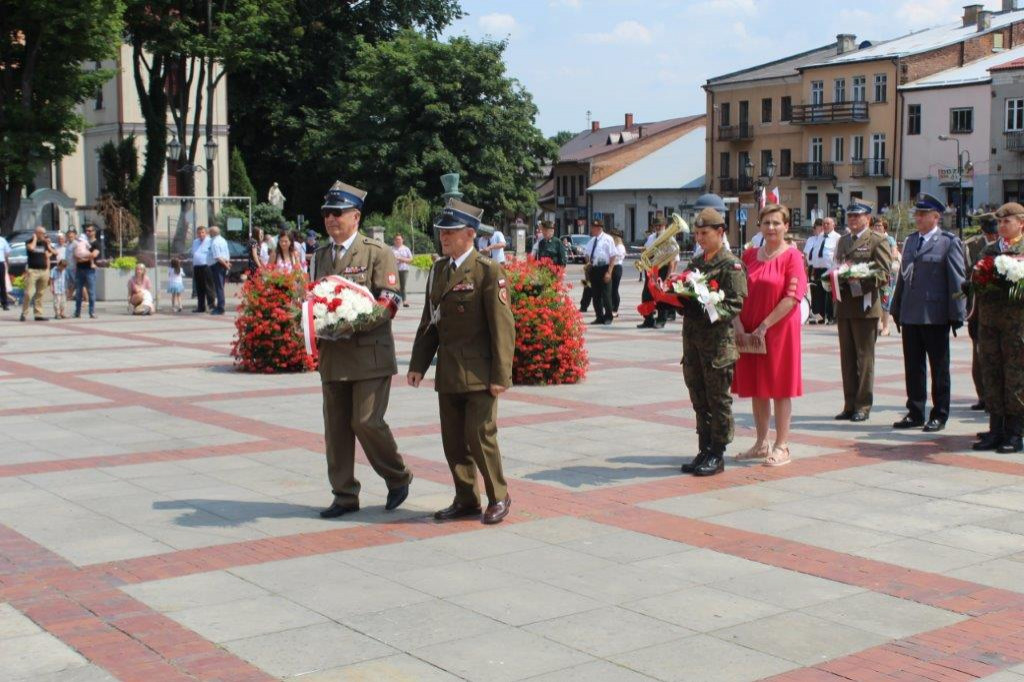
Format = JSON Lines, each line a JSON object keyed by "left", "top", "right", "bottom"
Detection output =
{"left": 833, "top": 201, "right": 893, "bottom": 421}
{"left": 974, "top": 202, "right": 1024, "bottom": 453}
{"left": 964, "top": 216, "right": 999, "bottom": 410}
{"left": 315, "top": 181, "right": 412, "bottom": 518}
{"left": 638, "top": 216, "right": 673, "bottom": 329}
{"left": 890, "top": 193, "right": 966, "bottom": 432}
{"left": 584, "top": 220, "right": 617, "bottom": 325}
{"left": 409, "top": 200, "right": 517, "bottom": 524}
{"left": 534, "top": 221, "right": 567, "bottom": 266}
{"left": 679, "top": 208, "right": 748, "bottom": 476}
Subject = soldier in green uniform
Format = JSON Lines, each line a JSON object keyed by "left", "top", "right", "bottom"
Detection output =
{"left": 676, "top": 207, "right": 748, "bottom": 476}
{"left": 408, "top": 199, "right": 517, "bottom": 524}
{"left": 974, "top": 202, "right": 1024, "bottom": 453}
{"left": 964, "top": 215, "right": 1000, "bottom": 411}
{"left": 534, "top": 220, "right": 567, "bottom": 266}
{"left": 314, "top": 181, "right": 413, "bottom": 518}
{"left": 833, "top": 200, "right": 893, "bottom": 422}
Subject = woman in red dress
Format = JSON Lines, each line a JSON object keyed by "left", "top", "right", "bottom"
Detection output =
{"left": 732, "top": 204, "right": 807, "bottom": 467}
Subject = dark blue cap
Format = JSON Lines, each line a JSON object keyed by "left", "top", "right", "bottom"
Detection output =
{"left": 321, "top": 181, "right": 367, "bottom": 211}
{"left": 434, "top": 199, "right": 484, "bottom": 231}
{"left": 914, "top": 192, "right": 945, "bottom": 213}
{"left": 846, "top": 200, "right": 873, "bottom": 215}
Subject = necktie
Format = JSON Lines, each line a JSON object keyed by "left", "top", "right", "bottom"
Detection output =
{"left": 590, "top": 237, "right": 599, "bottom": 262}
{"left": 817, "top": 237, "right": 826, "bottom": 259}
{"left": 333, "top": 245, "right": 344, "bottom": 264}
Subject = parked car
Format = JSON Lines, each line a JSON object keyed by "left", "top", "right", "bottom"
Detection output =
{"left": 7, "top": 242, "right": 27, "bottom": 277}
{"left": 565, "top": 234, "right": 589, "bottom": 264}
{"left": 181, "top": 239, "right": 252, "bottom": 282}
{"left": 8, "top": 230, "right": 60, "bottom": 246}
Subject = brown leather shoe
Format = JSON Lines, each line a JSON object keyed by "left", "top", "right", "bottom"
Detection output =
{"left": 433, "top": 501, "right": 482, "bottom": 521}
{"left": 482, "top": 496, "right": 511, "bottom": 525}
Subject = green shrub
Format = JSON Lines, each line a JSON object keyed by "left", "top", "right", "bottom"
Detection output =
{"left": 110, "top": 256, "right": 138, "bottom": 272}
{"left": 410, "top": 254, "right": 435, "bottom": 271}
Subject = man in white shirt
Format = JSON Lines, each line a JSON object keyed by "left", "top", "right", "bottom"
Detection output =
{"left": 803, "top": 219, "right": 823, "bottom": 322}
{"left": 810, "top": 217, "right": 840, "bottom": 324}
{"left": 208, "top": 226, "right": 231, "bottom": 315}
{"left": 190, "top": 226, "right": 214, "bottom": 313}
{"left": 478, "top": 228, "right": 507, "bottom": 264}
{"left": 584, "top": 218, "right": 617, "bottom": 325}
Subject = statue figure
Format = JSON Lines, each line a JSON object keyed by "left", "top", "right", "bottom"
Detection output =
{"left": 268, "top": 182, "right": 286, "bottom": 211}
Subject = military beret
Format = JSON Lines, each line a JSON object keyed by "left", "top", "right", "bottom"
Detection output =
{"left": 694, "top": 193, "right": 727, "bottom": 213}
{"left": 434, "top": 199, "right": 484, "bottom": 230}
{"left": 995, "top": 202, "right": 1024, "bottom": 219}
{"left": 913, "top": 193, "right": 944, "bottom": 213}
{"left": 321, "top": 181, "right": 366, "bottom": 211}
{"left": 846, "top": 200, "right": 873, "bottom": 215}
{"left": 694, "top": 207, "right": 725, "bottom": 228}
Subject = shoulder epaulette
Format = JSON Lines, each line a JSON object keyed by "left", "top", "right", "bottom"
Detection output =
{"left": 361, "top": 237, "right": 382, "bottom": 248}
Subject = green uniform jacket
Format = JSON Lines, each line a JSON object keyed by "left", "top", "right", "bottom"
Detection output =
{"left": 965, "top": 235, "right": 988, "bottom": 267}
{"left": 833, "top": 229, "right": 892, "bottom": 319}
{"left": 535, "top": 238, "right": 567, "bottom": 266}
{"left": 314, "top": 236, "right": 401, "bottom": 383}
{"left": 680, "top": 248, "right": 748, "bottom": 369}
{"left": 977, "top": 239, "right": 1024, "bottom": 324}
{"left": 410, "top": 250, "right": 516, "bottom": 393}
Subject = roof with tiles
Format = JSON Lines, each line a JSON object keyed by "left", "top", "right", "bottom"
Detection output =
{"left": 556, "top": 115, "right": 704, "bottom": 164}
{"left": 901, "top": 44, "right": 1024, "bottom": 89}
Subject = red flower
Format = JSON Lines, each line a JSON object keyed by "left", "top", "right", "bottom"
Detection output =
{"left": 231, "top": 269, "right": 315, "bottom": 373}
{"left": 709, "top": 279, "right": 719, "bottom": 291}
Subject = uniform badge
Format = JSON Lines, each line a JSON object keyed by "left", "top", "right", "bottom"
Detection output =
{"left": 457, "top": 304, "right": 465, "bottom": 313}
{"left": 387, "top": 273, "right": 397, "bottom": 286}
{"left": 343, "top": 266, "right": 367, "bottom": 274}
{"left": 732, "top": 263, "right": 742, "bottom": 270}
{"left": 452, "top": 282, "right": 475, "bottom": 292}
{"left": 499, "top": 288, "right": 508, "bottom": 305}
{"left": 498, "top": 278, "right": 507, "bottom": 288}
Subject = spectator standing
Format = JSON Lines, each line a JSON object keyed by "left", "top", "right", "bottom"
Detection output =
{"left": 479, "top": 226, "right": 507, "bottom": 264}
{"left": 50, "top": 260, "right": 68, "bottom": 318}
{"left": 610, "top": 228, "right": 626, "bottom": 317}
{"left": 809, "top": 217, "right": 840, "bottom": 324}
{"left": 732, "top": 204, "right": 807, "bottom": 467}
{"left": 128, "top": 263, "right": 155, "bottom": 315}
{"left": 802, "top": 219, "right": 823, "bottom": 322}
{"left": 271, "top": 230, "right": 304, "bottom": 272}
{"left": 74, "top": 224, "right": 101, "bottom": 319}
{"left": 167, "top": 257, "right": 184, "bottom": 312}
{"left": 583, "top": 218, "right": 616, "bottom": 326}
{"left": 392, "top": 235, "right": 413, "bottom": 307}
{"left": 964, "top": 215, "right": 1000, "bottom": 410}
{"left": 53, "top": 233, "right": 67, "bottom": 262}
{"left": 638, "top": 216, "right": 674, "bottom": 329}
{"left": 190, "top": 226, "right": 213, "bottom": 313}
{"left": 890, "top": 193, "right": 966, "bottom": 434}
{"left": 303, "top": 230, "right": 318, "bottom": 273}
{"left": 63, "top": 229, "right": 77, "bottom": 303}
{"left": 248, "top": 228, "right": 268, "bottom": 272}
{"left": 833, "top": 202, "right": 893, "bottom": 422}
{"left": 871, "top": 217, "right": 900, "bottom": 336}
{"left": 0, "top": 232, "right": 10, "bottom": 310}
{"left": 22, "top": 227, "right": 52, "bottom": 322}
{"left": 208, "top": 226, "right": 230, "bottom": 315}
{"left": 534, "top": 221, "right": 567, "bottom": 266}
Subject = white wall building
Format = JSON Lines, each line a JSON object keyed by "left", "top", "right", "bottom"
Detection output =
{"left": 587, "top": 126, "right": 706, "bottom": 244}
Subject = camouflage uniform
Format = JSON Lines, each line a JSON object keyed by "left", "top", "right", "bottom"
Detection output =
{"left": 680, "top": 248, "right": 748, "bottom": 448}
{"left": 977, "top": 238, "right": 1024, "bottom": 418}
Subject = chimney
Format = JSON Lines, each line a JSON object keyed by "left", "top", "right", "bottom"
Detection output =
{"left": 978, "top": 9, "right": 993, "bottom": 30}
{"left": 591, "top": 120, "right": 600, "bottom": 132}
{"left": 637, "top": 125, "right": 644, "bottom": 138}
{"left": 963, "top": 4, "right": 983, "bottom": 26}
{"left": 836, "top": 34, "right": 857, "bottom": 54}
{"left": 624, "top": 113, "right": 634, "bottom": 130}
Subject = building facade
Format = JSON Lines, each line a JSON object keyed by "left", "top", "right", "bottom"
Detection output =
{"left": 990, "top": 57, "right": 1024, "bottom": 204}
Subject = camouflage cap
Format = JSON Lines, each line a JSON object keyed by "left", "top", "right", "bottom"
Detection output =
{"left": 694, "top": 207, "right": 725, "bottom": 228}
{"left": 995, "top": 202, "right": 1024, "bottom": 219}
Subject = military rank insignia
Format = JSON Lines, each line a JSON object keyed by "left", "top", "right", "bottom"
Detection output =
{"left": 452, "top": 282, "right": 475, "bottom": 292}
{"left": 343, "top": 266, "right": 366, "bottom": 274}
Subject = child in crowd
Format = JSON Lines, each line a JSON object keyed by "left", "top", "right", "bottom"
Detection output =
{"left": 50, "top": 259, "right": 68, "bottom": 319}
{"left": 168, "top": 257, "right": 184, "bottom": 312}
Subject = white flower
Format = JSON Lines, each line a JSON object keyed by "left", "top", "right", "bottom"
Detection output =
{"left": 996, "top": 255, "right": 1024, "bottom": 282}
{"left": 685, "top": 270, "right": 703, "bottom": 286}
{"left": 313, "top": 302, "right": 327, "bottom": 319}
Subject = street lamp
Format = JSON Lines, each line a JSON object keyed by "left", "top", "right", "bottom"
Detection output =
{"left": 937, "top": 135, "right": 973, "bottom": 239}
{"left": 204, "top": 138, "right": 218, "bottom": 164}
{"left": 167, "top": 134, "right": 182, "bottom": 162}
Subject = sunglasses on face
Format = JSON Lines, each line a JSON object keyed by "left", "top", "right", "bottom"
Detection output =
{"left": 321, "top": 209, "right": 348, "bottom": 218}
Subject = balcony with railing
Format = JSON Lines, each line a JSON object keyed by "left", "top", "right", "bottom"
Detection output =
{"left": 850, "top": 158, "right": 890, "bottom": 178}
{"left": 793, "top": 162, "right": 835, "bottom": 180}
{"left": 717, "top": 123, "right": 754, "bottom": 142}
{"left": 789, "top": 101, "right": 869, "bottom": 125}
{"left": 719, "top": 176, "right": 755, "bottom": 194}
{"left": 1007, "top": 132, "right": 1024, "bottom": 152}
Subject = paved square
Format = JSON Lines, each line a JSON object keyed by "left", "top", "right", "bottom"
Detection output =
{"left": 2, "top": 269, "right": 1024, "bottom": 681}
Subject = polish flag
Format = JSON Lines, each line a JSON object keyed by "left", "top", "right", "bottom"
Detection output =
{"left": 767, "top": 187, "right": 781, "bottom": 204}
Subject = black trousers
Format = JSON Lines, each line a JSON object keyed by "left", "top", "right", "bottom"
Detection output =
{"left": 589, "top": 265, "right": 613, "bottom": 322}
{"left": 0, "top": 262, "right": 7, "bottom": 309}
{"left": 810, "top": 268, "right": 833, "bottom": 321}
{"left": 210, "top": 262, "right": 227, "bottom": 313}
{"left": 194, "top": 265, "right": 215, "bottom": 311}
{"left": 611, "top": 264, "right": 623, "bottom": 313}
{"left": 902, "top": 323, "right": 952, "bottom": 422}
{"left": 641, "top": 265, "right": 670, "bottom": 324}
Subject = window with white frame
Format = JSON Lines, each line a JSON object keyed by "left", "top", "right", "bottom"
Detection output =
{"left": 852, "top": 76, "right": 866, "bottom": 102}
{"left": 811, "top": 81, "right": 824, "bottom": 105}
{"left": 1007, "top": 98, "right": 1024, "bottom": 132}
{"left": 852, "top": 135, "right": 864, "bottom": 161}
{"left": 833, "top": 137, "right": 845, "bottom": 163}
{"left": 873, "top": 74, "right": 887, "bottom": 102}
{"left": 834, "top": 78, "right": 846, "bottom": 103}
{"left": 811, "top": 137, "right": 823, "bottom": 164}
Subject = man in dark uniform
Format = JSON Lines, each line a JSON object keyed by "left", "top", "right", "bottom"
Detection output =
{"left": 964, "top": 214, "right": 1000, "bottom": 410}
{"left": 891, "top": 193, "right": 966, "bottom": 433}
{"left": 834, "top": 200, "right": 893, "bottom": 422}
{"left": 584, "top": 218, "right": 616, "bottom": 325}
{"left": 638, "top": 215, "right": 673, "bottom": 329}
{"left": 675, "top": 207, "right": 747, "bottom": 475}
{"left": 408, "top": 199, "right": 516, "bottom": 525}
{"left": 315, "top": 181, "right": 413, "bottom": 518}
{"left": 534, "top": 220, "right": 567, "bottom": 266}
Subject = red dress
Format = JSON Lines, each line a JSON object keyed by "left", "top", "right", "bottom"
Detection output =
{"left": 732, "top": 246, "right": 807, "bottom": 399}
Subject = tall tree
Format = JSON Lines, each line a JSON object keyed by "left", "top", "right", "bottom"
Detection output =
{"left": 302, "top": 32, "right": 555, "bottom": 223}
{"left": 0, "top": 0, "right": 123, "bottom": 234}
{"left": 123, "top": 0, "right": 283, "bottom": 244}
{"left": 97, "top": 135, "right": 140, "bottom": 214}
{"left": 228, "top": 0, "right": 462, "bottom": 220}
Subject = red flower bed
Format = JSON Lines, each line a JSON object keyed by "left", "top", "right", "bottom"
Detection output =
{"left": 231, "top": 268, "right": 316, "bottom": 373}
{"left": 506, "top": 258, "right": 588, "bottom": 385}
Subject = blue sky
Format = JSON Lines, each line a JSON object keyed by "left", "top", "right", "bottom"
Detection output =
{"left": 444, "top": 0, "right": 1010, "bottom": 136}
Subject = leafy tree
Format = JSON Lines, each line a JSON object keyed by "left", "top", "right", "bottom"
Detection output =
{"left": 0, "top": 0, "right": 123, "bottom": 233}
{"left": 228, "top": 147, "right": 257, "bottom": 203}
{"left": 303, "top": 32, "right": 555, "bottom": 224}
{"left": 228, "top": 0, "right": 462, "bottom": 220}
{"left": 548, "top": 130, "right": 576, "bottom": 160}
{"left": 98, "top": 135, "right": 140, "bottom": 215}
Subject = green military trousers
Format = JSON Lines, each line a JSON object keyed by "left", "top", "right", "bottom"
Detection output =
{"left": 438, "top": 390, "right": 508, "bottom": 506}
{"left": 681, "top": 331, "right": 736, "bottom": 446}
{"left": 979, "top": 317, "right": 1024, "bottom": 416}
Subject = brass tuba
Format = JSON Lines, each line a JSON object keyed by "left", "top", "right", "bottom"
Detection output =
{"left": 636, "top": 213, "right": 688, "bottom": 271}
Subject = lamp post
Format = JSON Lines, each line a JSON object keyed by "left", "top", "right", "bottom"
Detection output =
{"left": 743, "top": 159, "right": 777, "bottom": 246}
{"left": 937, "top": 135, "right": 973, "bottom": 239}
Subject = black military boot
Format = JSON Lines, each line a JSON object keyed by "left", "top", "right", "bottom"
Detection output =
{"left": 682, "top": 432, "right": 709, "bottom": 473}
{"left": 998, "top": 416, "right": 1024, "bottom": 454}
{"left": 694, "top": 444, "right": 725, "bottom": 477}
{"left": 973, "top": 415, "right": 1005, "bottom": 451}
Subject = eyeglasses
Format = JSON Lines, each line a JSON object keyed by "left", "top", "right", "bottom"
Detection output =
{"left": 321, "top": 209, "right": 347, "bottom": 218}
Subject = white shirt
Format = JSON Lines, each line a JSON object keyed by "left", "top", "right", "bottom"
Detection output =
{"left": 918, "top": 226, "right": 941, "bottom": 245}
{"left": 259, "top": 242, "right": 270, "bottom": 265}
{"left": 0, "top": 236, "right": 9, "bottom": 260}
{"left": 614, "top": 242, "right": 626, "bottom": 266}
{"left": 210, "top": 235, "right": 230, "bottom": 264}
{"left": 810, "top": 230, "right": 840, "bottom": 269}
{"left": 330, "top": 232, "right": 359, "bottom": 261}
{"left": 584, "top": 232, "right": 616, "bottom": 266}
{"left": 191, "top": 236, "right": 211, "bottom": 266}
{"left": 392, "top": 245, "right": 412, "bottom": 271}
{"left": 488, "top": 230, "right": 507, "bottom": 263}
{"left": 452, "top": 246, "right": 474, "bottom": 269}
{"left": 803, "top": 233, "right": 821, "bottom": 260}
{"left": 749, "top": 233, "right": 765, "bottom": 248}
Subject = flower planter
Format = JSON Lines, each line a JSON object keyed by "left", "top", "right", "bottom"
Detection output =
{"left": 405, "top": 268, "right": 431, "bottom": 295}
{"left": 94, "top": 268, "right": 134, "bottom": 301}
